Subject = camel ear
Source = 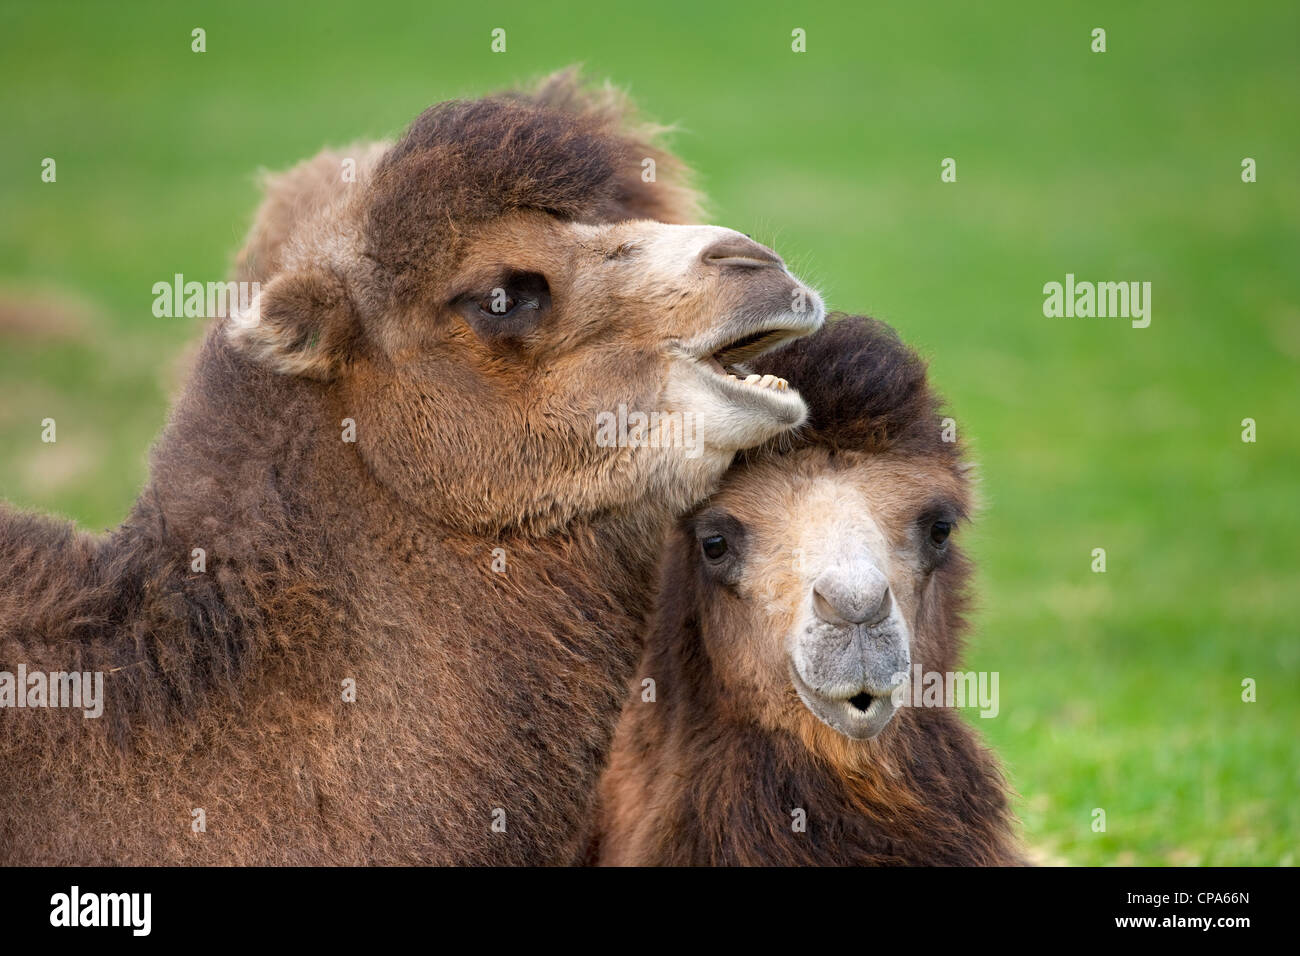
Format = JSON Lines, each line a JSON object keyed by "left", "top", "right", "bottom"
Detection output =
{"left": 226, "top": 270, "right": 360, "bottom": 379}
{"left": 235, "top": 140, "right": 391, "bottom": 284}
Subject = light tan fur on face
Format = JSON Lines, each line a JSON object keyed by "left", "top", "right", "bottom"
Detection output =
{"left": 698, "top": 449, "right": 970, "bottom": 753}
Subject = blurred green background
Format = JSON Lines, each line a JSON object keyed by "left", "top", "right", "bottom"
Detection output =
{"left": 1, "top": 1, "right": 1296, "bottom": 865}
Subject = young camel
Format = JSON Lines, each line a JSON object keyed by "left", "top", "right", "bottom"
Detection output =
{"left": 0, "top": 72, "right": 825, "bottom": 864}
{"left": 595, "top": 315, "right": 1023, "bottom": 865}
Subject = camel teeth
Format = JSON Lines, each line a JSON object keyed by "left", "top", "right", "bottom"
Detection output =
{"left": 727, "top": 371, "right": 789, "bottom": 391}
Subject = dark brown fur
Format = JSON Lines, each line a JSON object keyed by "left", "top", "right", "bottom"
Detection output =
{"left": 594, "top": 315, "right": 1023, "bottom": 865}
{"left": 0, "top": 72, "right": 815, "bottom": 864}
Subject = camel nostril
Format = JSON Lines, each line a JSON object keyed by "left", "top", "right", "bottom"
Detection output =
{"left": 812, "top": 587, "right": 850, "bottom": 625}
{"left": 812, "top": 577, "right": 892, "bottom": 627}
{"left": 863, "top": 588, "right": 892, "bottom": 627}
{"left": 700, "top": 236, "right": 782, "bottom": 269}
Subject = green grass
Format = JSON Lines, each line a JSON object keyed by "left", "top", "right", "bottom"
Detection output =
{"left": 1, "top": 0, "right": 1296, "bottom": 865}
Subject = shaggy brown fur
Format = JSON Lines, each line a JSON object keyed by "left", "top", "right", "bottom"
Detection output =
{"left": 0, "top": 71, "right": 821, "bottom": 864}
{"left": 594, "top": 315, "right": 1023, "bottom": 865}
{"left": 234, "top": 69, "right": 699, "bottom": 286}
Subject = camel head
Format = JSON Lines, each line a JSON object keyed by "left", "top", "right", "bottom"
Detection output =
{"left": 670, "top": 316, "right": 974, "bottom": 746}
{"left": 225, "top": 74, "right": 824, "bottom": 533}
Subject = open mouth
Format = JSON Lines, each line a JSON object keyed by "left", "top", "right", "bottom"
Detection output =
{"left": 702, "top": 328, "right": 800, "bottom": 389}
{"left": 848, "top": 692, "right": 874, "bottom": 712}
{"left": 665, "top": 302, "right": 824, "bottom": 445}
{"left": 788, "top": 661, "right": 899, "bottom": 741}
{"left": 690, "top": 313, "right": 823, "bottom": 392}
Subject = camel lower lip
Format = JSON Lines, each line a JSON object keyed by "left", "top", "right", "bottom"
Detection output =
{"left": 789, "top": 663, "right": 898, "bottom": 739}
{"left": 833, "top": 693, "right": 881, "bottom": 719}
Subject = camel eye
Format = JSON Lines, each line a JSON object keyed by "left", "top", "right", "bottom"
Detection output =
{"left": 453, "top": 270, "right": 551, "bottom": 343}
{"left": 701, "top": 535, "right": 728, "bottom": 560}
{"left": 929, "top": 521, "right": 952, "bottom": 546}
{"left": 477, "top": 291, "right": 519, "bottom": 316}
